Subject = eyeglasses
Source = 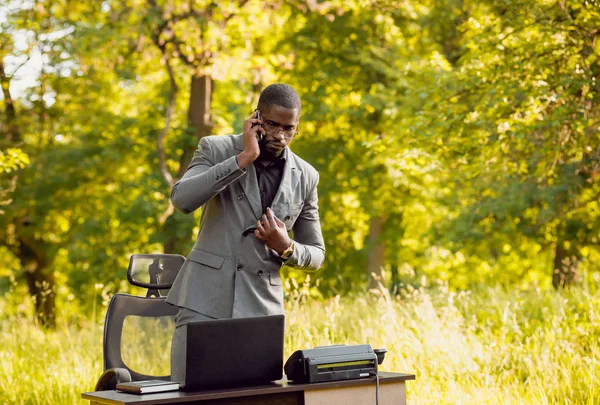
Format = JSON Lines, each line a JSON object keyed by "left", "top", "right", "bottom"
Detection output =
{"left": 259, "top": 111, "right": 298, "bottom": 140}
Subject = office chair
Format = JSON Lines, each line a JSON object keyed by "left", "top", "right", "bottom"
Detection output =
{"left": 94, "top": 253, "right": 185, "bottom": 391}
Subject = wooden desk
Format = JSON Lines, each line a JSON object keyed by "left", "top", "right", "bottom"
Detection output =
{"left": 82, "top": 372, "right": 415, "bottom": 405}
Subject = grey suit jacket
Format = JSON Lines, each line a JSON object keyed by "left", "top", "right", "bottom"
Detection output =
{"left": 166, "top": 134, "right": 325, "bottom": 318}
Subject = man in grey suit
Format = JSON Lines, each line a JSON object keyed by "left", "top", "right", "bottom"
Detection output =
{"left": 167, "top": 83, "right": 325, "bottom": 382}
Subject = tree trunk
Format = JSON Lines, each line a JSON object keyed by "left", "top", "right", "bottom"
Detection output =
{"left": 431, "top": 0, "right": 468, "bottom": 67}
{"left": 24, "top": 262, "right": 56, "bottom": 328}
{"left": 18, "top": 237, "right": 56, "bottom": 328}
{"left": 367, "top": 216, "right": 386, "bottom": 290}
{"left": 178, "top": 74, "right": 214, "bottom": 178}
{"left": 0, "top": 59, "right": 21, "bottom": 142}
{"left": 552, "top": 237, "right": 580, "bottom": 289}
{"left": 163, "top": 74, "right": 214, "bottom": 254}
{"left": 1, "top": 59, "right": 57, "bottom": 325}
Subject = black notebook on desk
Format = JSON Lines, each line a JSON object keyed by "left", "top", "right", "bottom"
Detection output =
{"left": 116, "top": 379, "right": 179, "bottom": 394}
{"left": 181, "top": 314, "right": 285, "bottom": 390}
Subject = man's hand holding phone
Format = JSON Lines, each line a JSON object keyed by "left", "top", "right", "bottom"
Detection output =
{"left": 237, "top": 110, "right": 263, "bottom": 169}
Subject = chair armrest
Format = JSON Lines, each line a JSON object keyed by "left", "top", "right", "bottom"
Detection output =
{"left": 95, "top": 367, "right": 133, "bottom": 391}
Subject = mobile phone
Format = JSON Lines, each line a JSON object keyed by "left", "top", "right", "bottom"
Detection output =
{"left": 253, "top": 110, "right": 264, "bottom": 143}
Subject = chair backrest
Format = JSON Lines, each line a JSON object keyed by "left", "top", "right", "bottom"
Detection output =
{"left": 127, "top": 254, "right": 184, "bottom": 298}
{"left": 102, "top": 254, "right": 185, "bottom": 381}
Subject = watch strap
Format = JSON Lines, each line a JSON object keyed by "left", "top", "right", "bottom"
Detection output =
{"left": 280, "top": 240, "right": 294, "bottom": 260}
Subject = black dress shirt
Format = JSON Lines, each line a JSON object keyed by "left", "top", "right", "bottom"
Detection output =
{"left": 254, "top": 153, "right": 286, "bottom": 214}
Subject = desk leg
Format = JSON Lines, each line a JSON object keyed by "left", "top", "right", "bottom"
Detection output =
{"left": 304, "top": 381, "right": 406, "bottom": 405}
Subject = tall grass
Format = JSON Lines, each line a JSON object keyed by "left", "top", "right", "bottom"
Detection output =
{"left": 1, "top": 284, "right": 599, "bottom": 404}
{"left": 286, "top": 283, "right": 600, "bottom": 404}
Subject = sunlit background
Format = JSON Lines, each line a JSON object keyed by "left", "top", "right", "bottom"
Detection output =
{"left": 1, "top": 0, "right": 599, "bottom": 403}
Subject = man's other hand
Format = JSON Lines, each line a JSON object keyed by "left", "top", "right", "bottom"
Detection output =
{"left": 255, "top": 207, "right": 292, "bottom": 255}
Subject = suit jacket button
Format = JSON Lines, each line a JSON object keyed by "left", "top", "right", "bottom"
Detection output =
{"left": 237, "top": 265, "right": 243, "bottom": 271}
{"left": 257, "top": 270, "right": 264, "bottom": 276}
{"left": 237, "top": 194, "right": 244, "bottom": 200}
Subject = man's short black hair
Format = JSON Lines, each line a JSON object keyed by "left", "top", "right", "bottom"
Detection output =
{"left": 257, "top": 83, "right": 301, "bottom": 113}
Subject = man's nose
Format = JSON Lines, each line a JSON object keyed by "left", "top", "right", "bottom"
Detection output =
{"left": 272, "top": 129, "right": 285, "bottom": 140}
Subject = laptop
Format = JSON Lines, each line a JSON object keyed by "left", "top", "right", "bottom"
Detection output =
{"left": 180, "top": 314, "right": 285, "bottom": 390}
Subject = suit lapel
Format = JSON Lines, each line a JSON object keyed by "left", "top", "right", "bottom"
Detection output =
{"left": 272, "top": 148, "right": 301, "bottom": 206}
{"left": 231, "top": 135, "right": 263, "bottom": 220}
{"left": 239, "top": 164, "right": 263, "bottom": 220}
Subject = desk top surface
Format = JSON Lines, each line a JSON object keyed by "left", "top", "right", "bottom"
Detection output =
{"left": 82, "top": 372, "right": 415, "bottom": 405}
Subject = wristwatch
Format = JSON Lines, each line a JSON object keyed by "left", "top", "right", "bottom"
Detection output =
{"left": 280, "top": 241, "right": 295, "bottom": 261}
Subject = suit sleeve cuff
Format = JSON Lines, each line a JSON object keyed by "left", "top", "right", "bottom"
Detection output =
{"left": 234, "top": 155, "right": 248, "bottom": 173}
{"left": 216, "top": 155, "right": 246, "bottom": 183}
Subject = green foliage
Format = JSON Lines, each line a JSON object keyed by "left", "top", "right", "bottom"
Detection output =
{"left": 0, "top": 148, "right": 29, "bottom": 173}
{"left": 1, "top": 0, "right": 600, "bottom": 316}
{"left": 408, "top": 0, "right": 600, "bottom": 287}
{"left": 281, "top": 2, "right": 442, "bottom": 289}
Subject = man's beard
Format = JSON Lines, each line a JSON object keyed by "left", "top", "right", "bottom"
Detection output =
{"left": 258, "top": 140, "right": 284, "bottom": 160}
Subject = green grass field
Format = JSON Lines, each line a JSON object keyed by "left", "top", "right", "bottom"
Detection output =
{"left": 1, "top": 284, "right": 599, "bottom": 404}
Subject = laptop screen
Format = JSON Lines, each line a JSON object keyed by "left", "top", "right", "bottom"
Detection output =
{"left": 182, "top": 314, "right": 285, "bottom": 390}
